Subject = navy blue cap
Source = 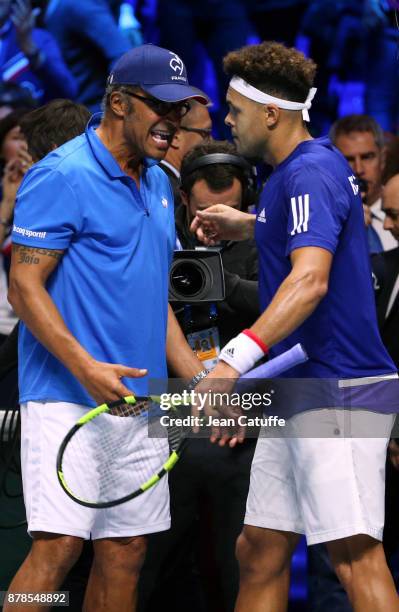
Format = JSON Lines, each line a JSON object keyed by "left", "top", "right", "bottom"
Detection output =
{"left": 108, "top": 44, "right": 209, "bottom": 104}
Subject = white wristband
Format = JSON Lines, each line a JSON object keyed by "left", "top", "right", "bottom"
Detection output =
{"left": 219, "top": 332, "right": 265, "bottom": 375}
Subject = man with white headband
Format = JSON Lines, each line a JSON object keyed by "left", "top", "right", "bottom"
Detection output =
{"left": 191, "top": 42, "right": 399, "bottom": 611}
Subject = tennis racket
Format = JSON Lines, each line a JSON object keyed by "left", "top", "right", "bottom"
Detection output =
{"left": 57, "top": 343, "right": 307, "bottom": 509}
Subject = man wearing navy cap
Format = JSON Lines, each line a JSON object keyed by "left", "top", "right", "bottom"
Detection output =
{"left": 5, "top": 45, "right": 209, "bottom": 611}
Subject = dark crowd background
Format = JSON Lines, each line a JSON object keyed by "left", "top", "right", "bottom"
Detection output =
{"left": 1, "top": 0, "right": 399, "bottom": 137}
{"left": 1, "top": 1, "right": 399, "bottom": 611}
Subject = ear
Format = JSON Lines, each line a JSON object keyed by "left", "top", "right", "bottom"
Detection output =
{"left": 263, "top": 104, "right": 280, "bottom": 128}
{"left": 180, "top": 189, "right": 189, "bottom": 207}
{"left": 109, "top": 91, "right": 129, "bottom": 118}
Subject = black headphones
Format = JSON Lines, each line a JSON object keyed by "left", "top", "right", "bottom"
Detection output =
{"left": 180, "top": 153, "right": 259, "bottom": 210}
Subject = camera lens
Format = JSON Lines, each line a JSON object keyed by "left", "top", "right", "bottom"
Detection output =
{"left": 170, "top": 262, "right": 206, "bottom": 298}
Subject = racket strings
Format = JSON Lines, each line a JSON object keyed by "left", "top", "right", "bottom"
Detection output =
{"left": 108, "top": 400, "right": 149, "bottom": 418}
{"left": 61, "top": 399, "right": 183, "bottom": 505}
{"left": 166, "top": 425, "right": 184, "bottom": 451}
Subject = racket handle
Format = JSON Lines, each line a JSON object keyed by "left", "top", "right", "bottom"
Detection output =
{"left": 239, "top": 343, "right": 308, "bottom": 380}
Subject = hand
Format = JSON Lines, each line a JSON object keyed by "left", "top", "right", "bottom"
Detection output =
{"left": 192, "top": 360, "right": 244, "bottom": 448}
{"left": 17, "top": 143, "right": 33, "bottom": 172}
{"left": 76, "top": 359, "right": 147, "bottom": 405}
{"left": 388, "top": 439, "right": 399, "bottom": 471}
{"left": 1, "top": 158, "right": 27, "bottom": 219}
{"left": 11, "top": 0, "right": 41, "bottom": 57}
{"left": 190, "top": 204, "right": 255, "bottom": 245}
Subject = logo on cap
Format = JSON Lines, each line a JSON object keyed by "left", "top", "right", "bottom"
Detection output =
{"left": 169, "top": 52, "right": 184, "bottom": 76}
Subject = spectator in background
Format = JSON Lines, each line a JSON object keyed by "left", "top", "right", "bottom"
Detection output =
{"left": 157, "top": 0, "right": 253, "bottom": 138}
{"left": 330, "top": 114, "right": 397, "bottom": 252}
{"left": 0, "top": 0, "right": 77, "bottom": 105}
{"left": 45, "top": 0, "right": 132, "bottom": 112}
{"left": 0, "top": 110, "right": 32, "bottom": 241}
{"left": 0, "top": 110, "right": 31, "bottom": 343}
{"left": 0, "top": 110, "right": 33, "bottom": 242}
{"left": 0, "top": 110, "right": 29, "bottom": 174}
{"left": 159, "top": 100, "right": 212, "bottom": 211}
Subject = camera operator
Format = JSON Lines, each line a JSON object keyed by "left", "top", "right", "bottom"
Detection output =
{"left": 138, "top": 141, "right": 260, "bottom": 612}
{"left": 176, "top": 140, "right": 259, "bottom": 355}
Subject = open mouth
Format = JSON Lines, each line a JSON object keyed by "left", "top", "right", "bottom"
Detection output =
{"left": 150, "top": 129, "right": 173, "bottom": 147}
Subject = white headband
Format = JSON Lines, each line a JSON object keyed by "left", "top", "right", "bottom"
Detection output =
{"left": 229, "top": 76, "right": 317, "bottom": 122}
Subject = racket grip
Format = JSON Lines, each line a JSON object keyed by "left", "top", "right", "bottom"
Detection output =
{"left": 239, "top": 343, "right": 307, "bottom": 380}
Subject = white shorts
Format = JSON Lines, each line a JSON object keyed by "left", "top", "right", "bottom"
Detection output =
{"left": 245, "top": 408, "right": 395, "bottom": 545}
{"left": 20, "top": 401, "right": 170, "bottom": 540}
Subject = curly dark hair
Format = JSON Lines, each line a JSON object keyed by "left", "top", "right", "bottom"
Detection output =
{"left": 180, "top": 140, "right": 249, "bottom": 196}
{"left": 223, "top": 41, "right": 317, "bottom": 103}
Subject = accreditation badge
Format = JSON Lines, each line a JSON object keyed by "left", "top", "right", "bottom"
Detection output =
{"left": 186, "top": 326, "right": 220, "bottom": 370}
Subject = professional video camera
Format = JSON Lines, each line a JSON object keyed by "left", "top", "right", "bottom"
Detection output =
{"left": 168, "top": 249, "right": 225, "bottom": 303}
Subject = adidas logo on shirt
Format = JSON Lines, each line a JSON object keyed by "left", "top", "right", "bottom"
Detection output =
{"left": 226, "top": 348, "right": 235, "bottom": 357}
{"left": 257, "top": 208, "right": 266, "bottom": 223}
{"left": 290, "top": 194, "right": 310, "bottom": 235}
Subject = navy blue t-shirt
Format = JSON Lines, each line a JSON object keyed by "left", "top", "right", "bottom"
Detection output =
{"left": 255, "top": 137, "right": 396, "bottom": 379}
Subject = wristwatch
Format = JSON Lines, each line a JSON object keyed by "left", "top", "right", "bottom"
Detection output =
{"left": 187, "top": 368, "right": 210, "bottom": 391}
